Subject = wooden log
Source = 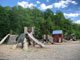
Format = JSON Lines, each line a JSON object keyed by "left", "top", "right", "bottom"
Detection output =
{"left": 31, "top": 27, "right": 35, "bottom": 35}
{"left": 0, "top": 34, "right": 10, "bottom": 44}
{"left": 24, "top": 27, "right": 27, "bottom": 34}
{"left": 23, "top": 38, "right": 28, "bottom": 51}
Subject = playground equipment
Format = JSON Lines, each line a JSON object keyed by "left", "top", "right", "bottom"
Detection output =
{"left": 42, "top": 34, "right": 53, "bottom": 44}
{"left": 0, "top": 33, "right": 18, "bottom": 45}
{"left": 8, "top": 35, "right": 18, "bottom": 44}
{"left": 16, "top": 27, "right": 45, "bottom": 49}
{"left": 24, "top": 27, "right": 45, "bottom": 47}
{"left": 0, "top": 26, "right": 45, "bottom": 50}
{"left": 0, "top": 34, "right": 10, "bottom": 44}
{"left": 23, "top": 38, "right": 28, "bottom": 50}
{"left": 27, "top": 32, "right": 45, "bottom": 47}
{"left": 48, "top": 35, "right": 54, "bottom": 44}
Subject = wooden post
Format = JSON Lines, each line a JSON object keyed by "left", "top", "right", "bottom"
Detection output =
{"left": 23, "top": 38, "right": 28, "bottom": 51}
{"left": 31, "top": 27, "right": 35, "bottom": 46}
{"left": 24, "top": 27, "right": 27, "bottom": 34}
{"left": 32, "top": 27, "right": 35, "bottom": 35}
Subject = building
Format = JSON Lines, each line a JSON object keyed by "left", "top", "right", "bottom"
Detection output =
{"left": 52, "top": 30, "right": 63, "bottom": 43}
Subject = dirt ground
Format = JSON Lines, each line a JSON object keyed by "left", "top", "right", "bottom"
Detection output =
{"left": 0, "top": 40, "right": 80, "bottom": 60}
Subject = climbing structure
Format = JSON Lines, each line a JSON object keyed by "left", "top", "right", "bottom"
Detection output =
{"left": 24, "top": 27, "right": 45, "bottom": 47}
{"left": 8, "top": 35, "right": 18, "bottom": 44}
{"left": 42, "top": 34, "right": 53, "bottom": 44}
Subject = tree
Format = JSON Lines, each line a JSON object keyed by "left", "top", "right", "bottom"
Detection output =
{"left": 0, "top": 5, "right": 80, "bottom": 40}
{"left": 0, "top": 6, "right": 10, "bottom": 40}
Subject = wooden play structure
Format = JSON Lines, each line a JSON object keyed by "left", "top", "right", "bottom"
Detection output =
{"left": 0, "top": 34, "right": 18, "bottom": 45}
{"left": 24, "top": 27, "right": 45, "bottom": 47}
{"left": 42, "top": 34, "right": 53, "bottom": 44}
{"left": 0, "top": 34, "right": 10, "bottom": 44}
{"left": 15, "top": 26, "right": 45, "bottom": 50}
{"left": 0, "top": 26, "right": 45, "bottom": 50}
{"left": 27, "top": 33, "right": 45, "bottom": 47}
{"left": 8, "top": 35, "right": 18, "bottom": 44}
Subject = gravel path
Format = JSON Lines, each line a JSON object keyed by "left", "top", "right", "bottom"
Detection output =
{"left": 0, "top": 41, "right": 80, "bottom": 60}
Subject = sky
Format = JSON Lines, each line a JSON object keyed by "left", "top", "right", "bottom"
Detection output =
{"left": 0, "top": 0, "right": 80, "bottom": 24}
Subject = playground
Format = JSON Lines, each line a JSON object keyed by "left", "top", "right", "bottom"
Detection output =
{"left": 0, "top": 27, "right": 80, "bottom": 60}
{"left": 0, "top": 40, "right": 80, "bottom": 60}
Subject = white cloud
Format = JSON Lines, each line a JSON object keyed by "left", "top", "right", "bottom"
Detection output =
{"left": 53, "top": 0, "right": 77, "bottom": 8}
{"left": 64, "top": 13, "right": 80, "bottom": 17}
{"left": 71, "top": 1, "right": 77, "bottom": 4}
{"left": 46, "top": 0, "right": 49, "bottom": 2}
{"left": 75, "top": 20, "right": 80, "bottom": 24}
{"left": 39, "top": 3, "right": 53, "bottom": 10}
{"left": 36, "top": 1, "right": 40, "bottom": 4}
{"left": 18, "top": 1, "right": 36, "bottom": 8}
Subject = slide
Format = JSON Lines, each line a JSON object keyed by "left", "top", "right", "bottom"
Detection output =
{"left": 27, "top": 33, "right": 45, "bottom": 47}
{"left": 0, "top": 34, "right": 10, "bottom": 44}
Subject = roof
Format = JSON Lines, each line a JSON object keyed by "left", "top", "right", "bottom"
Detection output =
{"left": 52, "top": 30, "right": 63, "bottom": 34}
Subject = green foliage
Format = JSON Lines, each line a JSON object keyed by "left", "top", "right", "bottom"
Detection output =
{"left": 0, "top": 6, "right": 80, "bottom": 40}
{"left": 0, "top": 6, "right": 10, "bottom": 39}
